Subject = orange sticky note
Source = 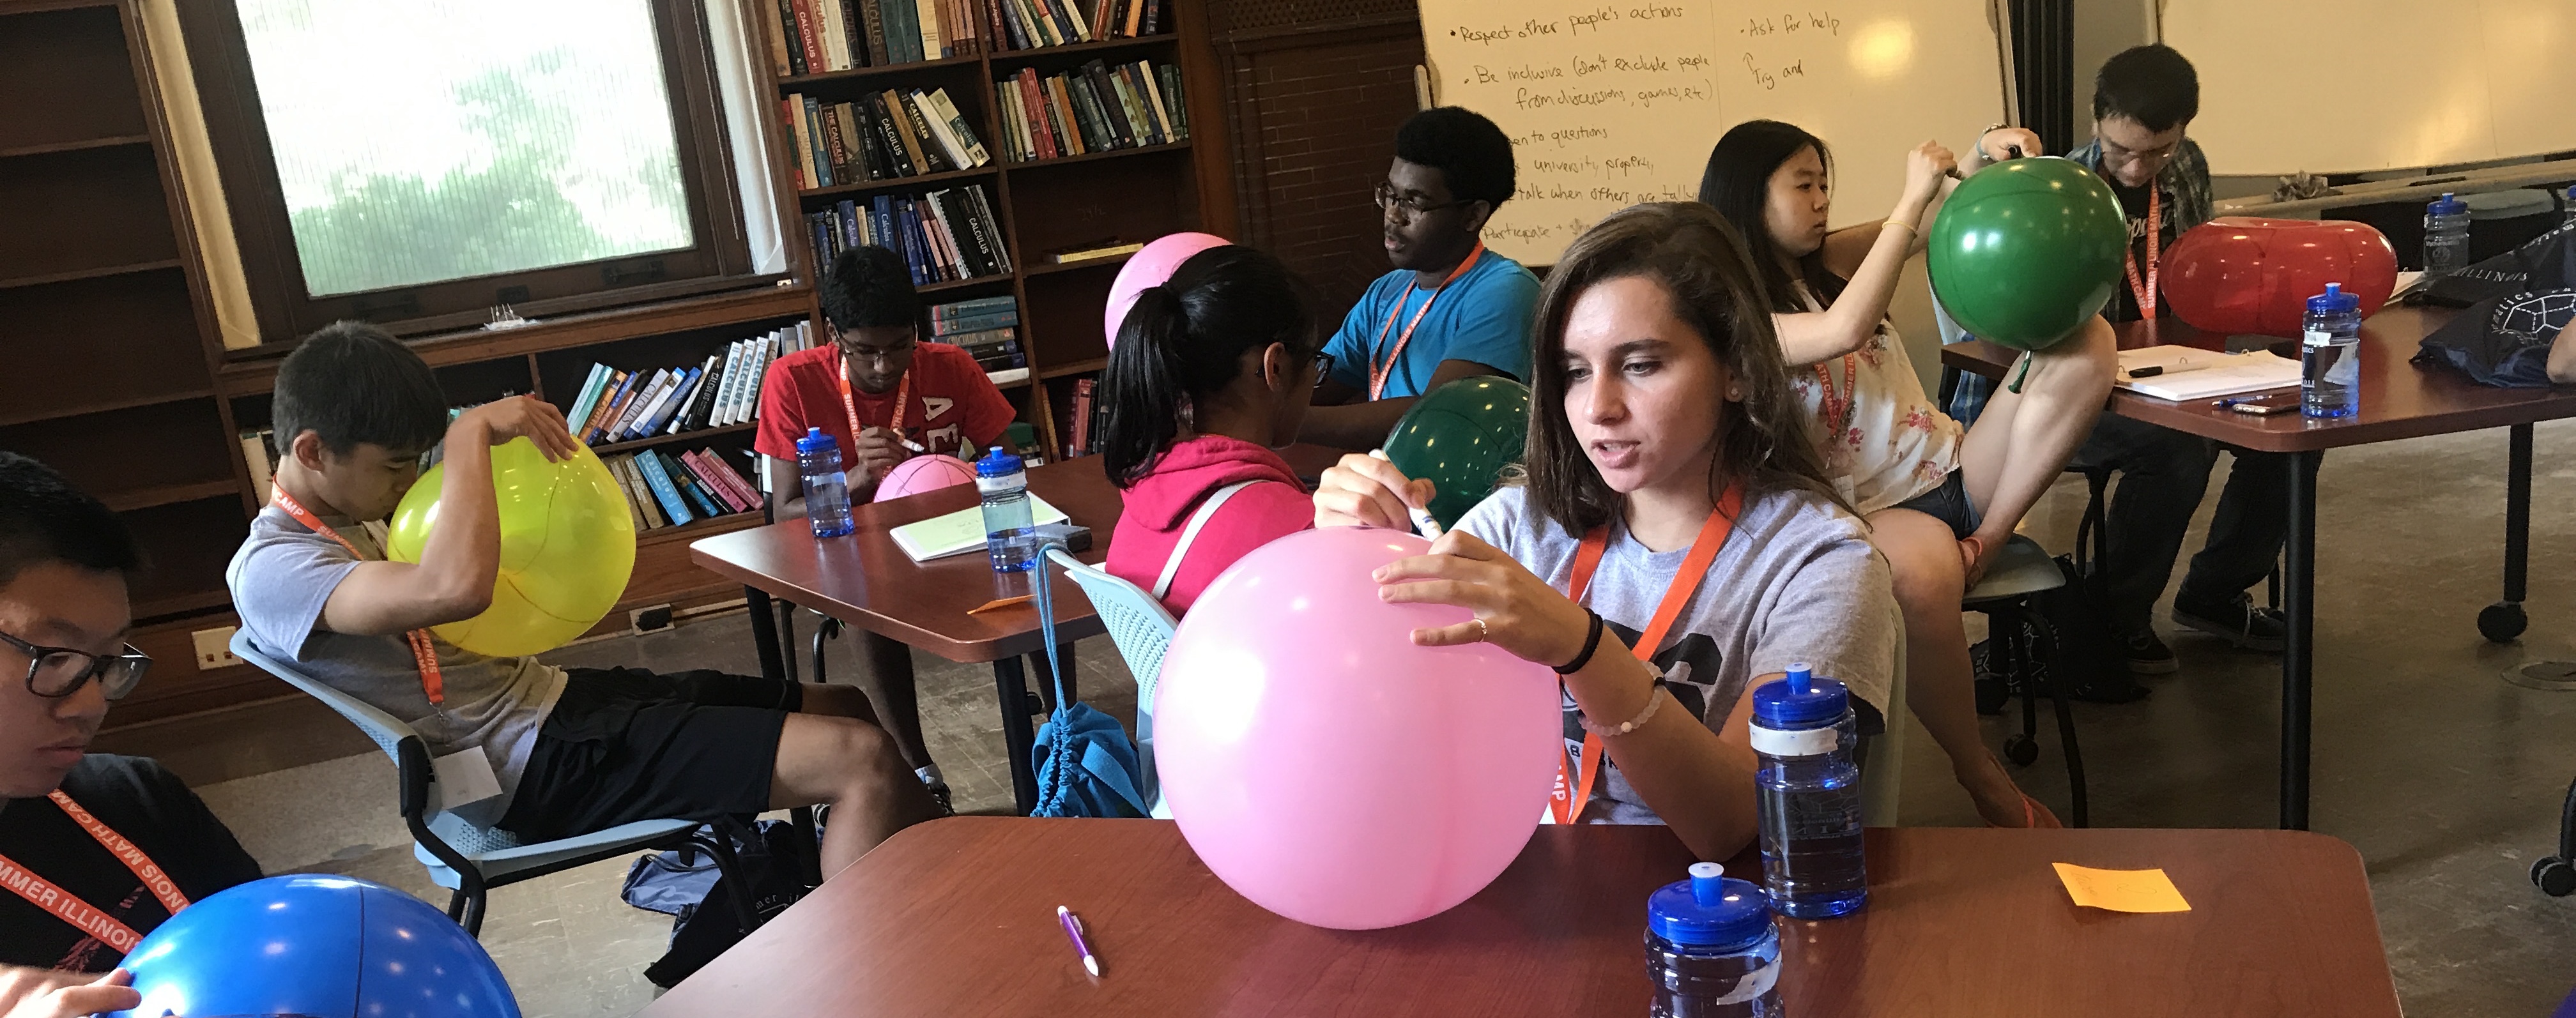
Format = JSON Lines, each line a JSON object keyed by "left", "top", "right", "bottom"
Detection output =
{"left": 2051, "top": 863, "right": 2191, "bottom": 913}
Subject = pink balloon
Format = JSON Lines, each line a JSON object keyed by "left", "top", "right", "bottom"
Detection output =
{"left": 872, "top": 454, "right": 977, "bottom": 502}
{"left": 1154, "top": 526, "right": 1561, "bottom": 930}
{"left": 1103, "top": 232, "right": 1229, "bottom": 349}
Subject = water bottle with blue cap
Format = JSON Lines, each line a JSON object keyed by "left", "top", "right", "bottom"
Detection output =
{"left": 975, "top": 445, "right": 1036, "bottom": 572}
{"left": 2424, "top": 192, "right": 2472, "bottom": 278}
{"left": 1644, "top": 862, "right": 1784, "bottom": 1016}
{"left": 2301, "top": 283, "right": 2362, "bottom": 419}
{"left": 795, "top": 427, "right": 855, "bottom": 538}
{"left": 1751, "top": 662, "right": 1866, "bottom": 918}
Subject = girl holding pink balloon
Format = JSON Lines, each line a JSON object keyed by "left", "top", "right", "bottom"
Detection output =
{"left": 1312, "top": 202, "right": 1899, "bottom": 861}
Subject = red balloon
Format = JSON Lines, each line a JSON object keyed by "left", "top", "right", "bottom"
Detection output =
{"left": 2160, "top": 218, "right": 2398, "bottom": 338}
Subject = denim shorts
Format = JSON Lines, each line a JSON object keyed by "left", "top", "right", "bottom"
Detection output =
{"left": 1890, "top": 469, "right": 1982, "bottom": 540}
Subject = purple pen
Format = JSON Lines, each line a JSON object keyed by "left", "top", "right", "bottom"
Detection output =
{"left": 1057, "top": 905, "right": 1100, "bottom": 976}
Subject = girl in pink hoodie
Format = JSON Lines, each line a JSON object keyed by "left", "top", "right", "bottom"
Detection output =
{"left": 1101, "top": 246, "right": 1324, "bottom": 613}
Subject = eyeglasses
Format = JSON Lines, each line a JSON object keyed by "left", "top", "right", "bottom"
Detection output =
{"left": 1374, "top": 183, "right": 1475, "bottom": 222}
{"left": 0, "top": 629, "right": 150, "bottom": 701}
{"left": 836, "top": 339, "right": 917, "bottom": 366}
{"left": 1311, "top": 351, "right": 1335, "bottom": 388}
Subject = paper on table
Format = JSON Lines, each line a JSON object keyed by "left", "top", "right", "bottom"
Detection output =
{"left": 2051, "top": 862, "right": 2192, "bottom": 913}
{"left": 2115, "top": 348, "right": 2303, "bottom": 401}
{"left": 888, "top": 496, "right": 1071, "bottom": 562}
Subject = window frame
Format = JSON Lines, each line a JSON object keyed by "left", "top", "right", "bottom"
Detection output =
{"left": 179, "top": 0, "right": 776, "bottom": 347}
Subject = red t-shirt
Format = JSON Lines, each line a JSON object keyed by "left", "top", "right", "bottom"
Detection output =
{"left": 753, "top": 342, "right": 1017, "bottom": 466}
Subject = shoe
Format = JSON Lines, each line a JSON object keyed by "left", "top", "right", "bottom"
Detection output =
{"left": 924, "top": 779, "right": 955, "bottom": 817}
{"left": 2172, "top": 593, "right": 2287, "bottom": 652}
{"left": 2122, "top": 629, "right": 2179, "bottom": 676}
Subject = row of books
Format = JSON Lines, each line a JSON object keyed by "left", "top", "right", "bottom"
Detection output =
{"left": 992, "top": 59, "right": 1187, "bottom": 163}
{"left": 565, "top": 325, "right": 820, "bottom": 447}
{"left": 806, "top": 185, "right": 1012, "bottom": 287}
{"left": 931, "top": 294, "right": 1025, "bottom": 382}
{"left": 761, "top": 0, "right": 983, "bottom": 77}
{"left": 988, "top": 0, "right": 1163, "bottom": 51}
{"left": 785, "top": 87, "right": 990, "bottom": 191}
{"left": 1059, "top": 376, "right": 1111, "bottom": 459}
{"left": 606, "top": 448, "right": 764, "bottom": 532}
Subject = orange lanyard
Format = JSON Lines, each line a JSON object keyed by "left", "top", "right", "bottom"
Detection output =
{"left": 1811, "top": 354, "right": 1858, "bottom": 441}
{"left": 2121, "top": 184, "right": 2161, "bottom": 321}
{"left": 1549, "top": 483, "right": 1743, "bottom": 825}
{"left": 271, "top": 489, "right": 445, "bottom": 705}
{"left": 837, "top": 361, "right": 911, "bottom": 454}
{"left": 1367, "top": 241, "right": 1485, "bottom": 400}
{"left": 0, "top": 791, "right": 191, "bottom": 954}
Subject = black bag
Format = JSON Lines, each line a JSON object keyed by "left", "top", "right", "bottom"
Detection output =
{"left": 2015, "top": 484, "right": 2149, "bottom": 705}
{"left": 2414, "top": 285, "right": 2575, "bottom": 388}
{"left": 634, "top": 819, "right": 818, "bottom": 989}
{"left": 2418, "top": 224, "right": 2576, "bottom": 307}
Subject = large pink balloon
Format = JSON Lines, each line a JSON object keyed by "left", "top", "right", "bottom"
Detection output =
{"left": 873, "top": 453, "right": 976, "bottom": 503}
{"left": 1103, "top": 232, "right": 1229, "bottom": 349}
{"left": 1154, "top": 526, "right": 1561, "bottom": 930}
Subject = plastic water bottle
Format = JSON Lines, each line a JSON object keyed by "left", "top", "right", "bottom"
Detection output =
{"left": 2563, "top": 185, "right": 2575, "bottom": 229}
{"left": 1751, "top": 663, "right": 1865, "bottom": 919}
{"left": 2423, "top": 192, "right": 2472, "bottom": 278}
{"left": 2301, "top": 284, "right": 2363, "bottom": 420}
{"left": 795, "top": 427, "right": 854, "bottom": 538}
{"left": 974, "top": 445, "right": 1035, "bottom": 572}
{"left": 1645, "top": 862, "right": 1784, "bottom": 1017}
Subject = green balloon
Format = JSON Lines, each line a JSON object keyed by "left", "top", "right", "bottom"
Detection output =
{"left": 1927, "top": 156, "right": 2128, "bottom": 350}
{"left": 1383, "top": 376, "right": 1531, "bottom": 529}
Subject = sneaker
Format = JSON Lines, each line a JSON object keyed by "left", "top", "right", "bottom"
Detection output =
{"left": 924, "top": 780, "right": 954, "bottom": 817}
{"left": 2173, "top": 593, "right": 2287, "bottom": 652}
{"left": 2123, "top": 630, "right": 2179, "bottom": 675}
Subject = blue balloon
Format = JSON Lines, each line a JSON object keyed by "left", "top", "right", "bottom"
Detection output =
{"left": 111, "top": 874, "right": 519, "bottom": 1018}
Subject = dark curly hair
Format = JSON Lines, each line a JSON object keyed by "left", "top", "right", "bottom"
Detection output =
{"left": 820, "top": 245, "right": 921, "bottom": 331}
{"left": 1395, "top": 107, "right": 1517, "bottom": 209}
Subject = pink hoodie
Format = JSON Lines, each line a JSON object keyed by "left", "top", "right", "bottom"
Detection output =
{"left": 1107, "top": 435, "right": 1313, "bottom": 614}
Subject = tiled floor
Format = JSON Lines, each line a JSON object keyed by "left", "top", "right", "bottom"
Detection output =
{"left": 107, "top": 419, "right": 2576, "bottom": 1016}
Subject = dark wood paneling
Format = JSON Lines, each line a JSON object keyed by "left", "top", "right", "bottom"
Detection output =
{"left": 0, "top": 6, "right": 146, "bottom": 151}
{"left": 0, "top": 268, "right": 210, "bottom": 425}
{"left": 0, "top": 144, "right": 179, "bottom": 282}
{"left": 0, "top": 398, "right": 234, "bottom": 510}
{"left": 123, "top": 497, "right": 251, "bottom": 621}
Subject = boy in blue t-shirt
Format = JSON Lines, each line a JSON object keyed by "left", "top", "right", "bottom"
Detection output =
{"left": 1302, "top": 107, "right": 1540, "bottom": 448}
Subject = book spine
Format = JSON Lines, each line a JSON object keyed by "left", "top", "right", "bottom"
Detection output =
{"left": 988, "top": 0, "right": 1023, "bottom": 51}
{"left": 1131, "top": 61, "right": 1173, "bottom": 144}
{"left": 680, "top": 355, "right": 726, "bottom": 432}
{"left": 1053, "top": 0, "right": 1091, "bottom": 42}
{"left": 665, "top": 452, "right": 725, "bottom": 517}
{"left": 821, "top": 105, "right": 853, "bottom": 182}
{"left": 1123, "top": 0, "right": 1142, "bottom": 38}
{"left": 818, "top": 0, "right": 849, "bottom": 70}
{"left": 611, "top": 370, "right": 673, "bottom": 441}
{"left": 1140, "top": 0, "right": 1158, "bottom": 34}
{"left": 668, "top": 355, "right": 719, "bottom": 434}
{"left": 963, "top": 185, "right": 1011, "bottom": 273}
{"left": 634, "top": 449, "right": 697, "bottom": 526}
{"left": 777, "top": 0, "right": 809, "bottom": 75}
{"left": 993, "top": 80, "right": 1022, "bottom": 162}
{"left": 1082, "top": 62, "right": 1133, "bottom": 147}
{"left": 581, "top": 370, "right": 633, "bottom": 444}
{"left": 586, "top": 370, "right": 643, "bottom": 444}
{"left": 790, "top": 0, "right": 827, "bottom": 75}
{"left": 1058, "top": 74, "right": 1102, "bottom": 153}
{"left": 802, "top": 95, "right": 835, "bottom": 187}
{"left": 563, "top": 363, "right": 610, "bottom": 436}
{"left": 932, "top": 313, "right": 1019, "bottom": 335}
{"left": 677, "top": 450, "right": 744, "bottom": 513}
{"left": 916, "top": 0, "right": 944, "bottom": 61}
{"left": 1159, "top": 63, "right": 1188, "bottom": 139}
{"left": 764, "top": 0, "right": 798, "bottom": 76}
{"left": 908, "top": 197, "right": 951, "bottom": 280}
{"left": 687, "top": 450, "right": 759, "bottom": 513}
{"left": 931, "top": 190, "right": 983, "bottom": 278}
{"left": 652, "top": 367, "right": 704, "bottom": 435}
{"left": 889, "top": 89, "right": 947, "bottom": 172}
{"left": 859, "top": 0, "right": 893, "bottom": 66}
{"left": 948, "top": 190, "right": 999, "bottom": 278}
{"left": 1068, "top": 377, "right": 1094, "bottom": 456}
{"left": 614, "top": 455, "right": 666, "bottom": 529}
{"left": 628, "top": 370, "right": 685, "bottom": 440}
{"left": 907, "top": 90, "right": 969, "bottom": 169}
{"left": 710, "top": 340, "right": 746, "bottom": 428}
{"left": 1116, "top": 63, "right": 1160, "bottom": 146}
{"left": 1018, "top": 70, "right": 1057, "bottom": 159}
{"left": 882, "top": 0, "right": 919, "bottom": 62}
{"left": 870, "top": 93, "right": 919, "bottom": 176}
{"left": 732, "top": 337, "right": 767, "bottom": 425}
{"left": 838, "top": 0, "right": 870, "bottom": 66}
{"left": 783, "top": 98, "right": 815, "bottom": 188}
{"left": 924, "top": 88, "right": 989, "bottom": 167}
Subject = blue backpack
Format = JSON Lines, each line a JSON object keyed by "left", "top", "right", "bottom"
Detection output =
{"left": 1027, "top": 543, "right": 1147, "bottom": 818}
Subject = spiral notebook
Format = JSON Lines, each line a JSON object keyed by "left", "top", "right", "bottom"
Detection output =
{"left": 888, "top": 496, "right": 1071, "bottom": 561}
{"left": 2114, "top": 347, "right": 2303, "bottom": 401}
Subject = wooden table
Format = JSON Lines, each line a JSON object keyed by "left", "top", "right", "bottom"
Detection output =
{"left": 1945, "top": 308, "right": 2576, "bottom": 828}
{"left": 689, "top": 446, "right": 1347, "bottom": 813}
{"left": 640, "top": 817, "right": 2403, "bottom": 1017}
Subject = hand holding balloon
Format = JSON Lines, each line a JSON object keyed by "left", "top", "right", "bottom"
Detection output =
{"left": 0, "top": 967, "right": 138, "bottom": 1018}
{"left": 1974, "top": 126, "right": 2045, "bottom": 165}
{"left": 1899, "top": 141, "right": 1959, "bottom": 208}
{"left": 462, "top": 394, "right": 578, "bottom": 462}
{"left": 1312, "top": 453, "right": 1438, "bottom": 532}
{"left": 1374, "top": 529, "right": 1590, "bottom": 665}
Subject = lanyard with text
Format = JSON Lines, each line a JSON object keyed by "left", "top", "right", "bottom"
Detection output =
{"left": 838, "top": 362, "right": 912, "bottom": 453}
{"left": 0, "top": 791, "right": 190, "bottom": 953}
{"left": 1367, "top": 241, "right": 1485, "bottom": 400}
{"left": 1548, "top": 483, "right": 1744, "bottom": 825}
{"left": 2122, "top": 184, "right": 2161, "bottom": 321}
{"left": 271, "top": 489, "right": 445, "bottom": 705}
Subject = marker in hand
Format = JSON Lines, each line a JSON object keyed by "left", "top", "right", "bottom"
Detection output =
{"left": 1057, "top": 905, "right": 1101, "bottom": 976}
{"left": 1368, "top": 449, "right": 1443, "bottom": 539}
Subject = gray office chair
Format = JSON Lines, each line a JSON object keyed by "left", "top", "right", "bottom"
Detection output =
{"left": 1045, "top": 547, "right": 1176, "bottom": 816}
{"left": 1961, "top": 535, "right": 2089, "bottom": 826}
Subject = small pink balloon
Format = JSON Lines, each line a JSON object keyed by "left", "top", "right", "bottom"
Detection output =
{"left": 1103, "top": 232, "right": 1229, "bottom": 349}
{"left": 1154, "top": 526, "right": 1560, "bottom": 930}
{"left": 872, "top": 454, "right": 977, "bottom": 503}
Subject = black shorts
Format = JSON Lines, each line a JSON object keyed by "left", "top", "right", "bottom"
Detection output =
{"left": 497, "top": 667, "right": 802, "bottom": 843}
{"left": 1889, "top": 468, "right": 1984, "bottom": 540}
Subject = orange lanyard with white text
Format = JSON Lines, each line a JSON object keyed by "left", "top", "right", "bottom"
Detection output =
{"left": 1549, "top": 483, "right": 1743, "bottom": 825}
{"left": 2122, "top": 185, "right": 2161, "bottom": 321}
{"left": 1367, "top": 241, "right": 1485, "bottom": 400}
{"left": 838, "top": 363, "right": 910, "bottom": 453}
{"left": 271, "top": 489, "right": 445, "bottom": 705}
{"left": 0, "top": 791, "right": 190, "bottom": 954}
{"left": 1812, "top": 354, "right": 1857, "bottom": 441}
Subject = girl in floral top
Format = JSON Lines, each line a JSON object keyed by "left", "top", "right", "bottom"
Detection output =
{"left": 1699, "top": 119, "right": 2116, "bottom": 828}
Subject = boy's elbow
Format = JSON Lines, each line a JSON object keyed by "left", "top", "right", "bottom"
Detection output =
{"left": 427, "top": 575, "right": 494, "bottom": 623}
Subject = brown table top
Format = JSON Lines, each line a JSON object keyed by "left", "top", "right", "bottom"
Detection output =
{"left": 1942, "top": 307, "right": 2576, "bottom": 452}
{"left": 687, "top": 445, "right": 1347, "bottom": 664}
{"left": 641, "top": 817, "right": 2400, "bottom": 1017}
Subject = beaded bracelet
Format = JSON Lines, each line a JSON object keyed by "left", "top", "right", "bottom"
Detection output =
{"left": 1580, "top": 672, "right": 1665, "bottom": 737}
{"left": 1554, "top": 610, "right": 1606, "bottom": 675}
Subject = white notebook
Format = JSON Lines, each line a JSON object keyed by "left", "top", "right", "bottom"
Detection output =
{"left": 2114, "top": 347, "right": 2303, "bottom": 401}
{"left": 887, "top": 496, "right": 1071, "bottom": 562}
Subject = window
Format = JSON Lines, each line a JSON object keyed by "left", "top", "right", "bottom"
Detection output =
{"left": 183, "top": 0, "right": 771, "bottom": 342}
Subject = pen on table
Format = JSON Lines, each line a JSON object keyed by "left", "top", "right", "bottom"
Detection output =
{"left": 1058, "top": 905, "right": 1101, "bottom": 976}
{"left": 2126, "top": 365, "right": 2164, "bottom": 379}
{"left": 1367, "top": 449, "right": 1443, "bottom": 538}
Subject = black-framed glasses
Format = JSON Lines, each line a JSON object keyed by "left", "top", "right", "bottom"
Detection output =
{"left": 1374, "top": 182, "right": 1473, "bottom": 221}
{"left": 1310, "top": 351, "right": 1335, "bottom": 388}
{"left": 0, "top": 629, "right": 150, "bottom": 701}
{"left": 829, "top": 323, "right": 919, "bottom": 366}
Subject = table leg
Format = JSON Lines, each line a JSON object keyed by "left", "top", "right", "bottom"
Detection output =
{"left": 742, "top": 586, "right": 788, "bottom": 685}
{"left": 2281, "top": 450, "right": 2322, "bottom": 831}
{"left": 2480, "top": 425, "right": 2534, "bottom": 643}
{"left": 993, "top": 657, "right": 1040, "bottom": 815}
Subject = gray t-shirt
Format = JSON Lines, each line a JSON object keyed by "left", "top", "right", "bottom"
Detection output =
{"left": 1455, "top": 483, "right": 1897, "bottom": 825}
{"left": 226, "top": 506, "right": 567, "bottom": 805}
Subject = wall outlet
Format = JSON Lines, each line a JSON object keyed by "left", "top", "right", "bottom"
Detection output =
{"left": 192, "top": 627, "right": 241, "bottom": 671}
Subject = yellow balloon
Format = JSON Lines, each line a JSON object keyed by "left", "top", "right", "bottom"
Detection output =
{"left": 385, "top": 439, "right": 638, "bottom": 657}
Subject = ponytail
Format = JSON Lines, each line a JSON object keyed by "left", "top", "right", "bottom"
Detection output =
{"left": 1098, "top": 245, "right": 1318, "bottom": 489}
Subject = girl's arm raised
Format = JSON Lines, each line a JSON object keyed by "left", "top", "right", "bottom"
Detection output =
{"left": 1775, "top": 141, "right": 1956, "bottom": 367}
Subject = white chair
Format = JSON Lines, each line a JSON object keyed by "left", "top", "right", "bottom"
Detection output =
{"left": 1045, "top": 547, "right": 1177, "bottom": 817}
{"left": 229, "top": 632, "right": 756, "bottom": 936}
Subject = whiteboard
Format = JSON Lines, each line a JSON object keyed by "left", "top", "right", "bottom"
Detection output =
{"left": 1418, "top": 0, "right": 2013, "bottom": 267}
{"left": 2164, "top": 0, "right": 2576, "bottom": 176}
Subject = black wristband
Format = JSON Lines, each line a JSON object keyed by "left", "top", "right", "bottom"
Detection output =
{"left": 1554, "top": 610, "right": 1606, "bottom": 675}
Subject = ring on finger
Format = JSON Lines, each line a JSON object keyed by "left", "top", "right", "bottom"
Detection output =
{"left": 1468, "top": 617, "right": 1489, "bottom": 642}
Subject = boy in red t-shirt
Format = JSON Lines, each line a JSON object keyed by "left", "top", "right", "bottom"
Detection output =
{"left": 756, "top": 245, "right": 1016, "bottom": 808}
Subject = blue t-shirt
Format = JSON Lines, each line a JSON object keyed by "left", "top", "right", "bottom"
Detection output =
{"left": 1322, "top": 248, "right": 1540, "bottom": 399}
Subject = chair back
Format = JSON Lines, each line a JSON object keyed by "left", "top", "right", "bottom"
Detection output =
{"left": 1046, "top": 548, "right": 1177, "bottom": 814}
{"left": 228, "top": 630, "right": 493, "bottom": 837}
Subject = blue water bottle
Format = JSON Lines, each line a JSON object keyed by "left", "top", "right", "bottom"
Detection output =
{"left": 2301, "top": 283, "right": 2363, "bottom": 420}
{"left": 974, "top": 445, "right": 1036, "bottom": 572}
{"left": 1644, "top": 862, "right": 1784, "bottom": 1017}
{"left": 795, "top": 427, "right": 854, "bottom": 538}
{"left": 1751, "top": 663, "right": 1865, "bottom": 919}
{"left": 2563, "top": 185, "right": 2576, "bottom": 229}
{"left": 2424, "top": 192, "right": 2472, "bottom": 278}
